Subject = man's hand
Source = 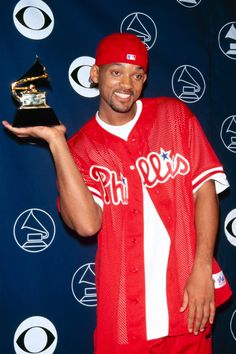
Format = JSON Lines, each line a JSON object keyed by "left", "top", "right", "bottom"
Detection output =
{"left": 180, "top": 180, "right": 218, "bottom": 335}
{"left": 180, "top": 265, "right": 215, "bottom": 335}
{"left": 2, "top": 120, "right": 66, "bottom": 144}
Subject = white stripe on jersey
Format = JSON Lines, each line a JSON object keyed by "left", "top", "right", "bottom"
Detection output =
{"left": 192, "top": 167, "right": 224, "bottom": 185}
{"left": 192, "top": 169, "right": 229, "bottom": 194}
{"left": 88, "top": 186, "right": 104, "bottom": 209}
{"left": 143, "top": 186, "right": 170, "bottom": 340}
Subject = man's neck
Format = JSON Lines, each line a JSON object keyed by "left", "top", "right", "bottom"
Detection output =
{"left": 98, "top": 102, "right": 137, "bottom": 126}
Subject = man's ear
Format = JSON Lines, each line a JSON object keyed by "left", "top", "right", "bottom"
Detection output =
{"left": 144, "top": 73, "right": 147, "bottom": 83}
{"left": 90, "top": 65, "right": 99, "bottom": 84}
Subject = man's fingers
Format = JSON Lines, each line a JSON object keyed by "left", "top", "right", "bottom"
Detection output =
{"left": 2, "top": 120, "right": 11, "bottom": 129}
{"left": 199, "top": 303, "right": 210, "bottom": 332}
{"left": 209, "top": 301, "right": 216, "bottom": 324}
{"left": 179, "top": 290, "right": 189, "bottom": 313}
{"left": 187, "top": 301, "right": 196, "bottom": 334}
{"left": 2, "top": 120, "right": 66, "bottom": 142}
{"left": 189, "top": 301, "right": 215, "bottom": 335}
{"left": 2, "top": 121, "right": 29, "bottom": 135}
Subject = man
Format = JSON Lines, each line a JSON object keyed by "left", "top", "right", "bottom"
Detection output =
{"left": 2, "top": 33, "right": 232, "bottom": 354}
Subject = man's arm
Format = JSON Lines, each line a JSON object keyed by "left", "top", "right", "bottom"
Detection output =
{"left": 180, "top": 179, "right": 218, "bottom": 335}
{"left": 2, "top": 121, "right": 102, "bottom": 236}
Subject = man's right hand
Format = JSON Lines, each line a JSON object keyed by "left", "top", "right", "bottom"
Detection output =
{"left": 2, "top": 120, "right": 66, "bottom": 145}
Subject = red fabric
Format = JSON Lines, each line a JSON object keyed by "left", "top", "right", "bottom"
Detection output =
{"left": 148, "top": 327, "right": 212, "bottom": 354}
{"left": 67, "top": 97, "right": 232, "bottom": 354}
{"left": 107, "top": 327, "right": 212, "bottom": 354}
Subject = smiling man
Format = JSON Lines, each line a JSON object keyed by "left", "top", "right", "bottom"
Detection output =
{"left": 2, "top": 32, "right": 232, "bottom": 354}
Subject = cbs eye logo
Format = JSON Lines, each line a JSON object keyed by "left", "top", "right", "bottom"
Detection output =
{"left": 224, "top": 209, "right": 236, "bottom": 247}
{"left": 68, "top": 56, "right": 99, "bottom": 98}
{"left": 13, "top": 0, "right": 54, "bottom": 40}
{"left": 14, "top": 316, "right": 57, "bottom": 354}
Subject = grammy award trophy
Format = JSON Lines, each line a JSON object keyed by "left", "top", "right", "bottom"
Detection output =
{"left": 11, "top": 57, "right": 60, "bottom": 127}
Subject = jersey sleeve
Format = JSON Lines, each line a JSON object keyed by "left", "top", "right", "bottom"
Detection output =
{"left": 187, "top": 110, "right": 229, "bottom": 194}
{"left": 68, "top": 143, "right": 104, "bottom": 209}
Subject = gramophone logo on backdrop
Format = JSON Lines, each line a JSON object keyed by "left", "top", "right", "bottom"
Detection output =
{"left": 220, "top": 115, "right": 236, "bottom": 153}
{"left": 71, "top": 263, "right": 97, "bottom": 307}
{"left": 171, "top": 65, "right": 206, "bottom": 103}
{"left": 176, "top": 0, "right": 202, "bottom": 8}
{"left": 13, "top": 208, "right": 56, "bottom": 253}
{"left": 14, "top": 316, "right": 57, "bottom": 353}
{"left": 68, "top": 56, "right": 99, "bottom": 98}
{"left": 13, "top": 0, "right": 54, "bottom": 40}
{"left": 120, "top": 12, "right": 157, "bottom": 50}
{"left": 224, "top": 209, "right": 236, "bottom": 247}
{"left": 218, "top": 22, "right": 236, "bottom": 60}
{"left": 230, "top": 310, "right": 236, "bottom": 342}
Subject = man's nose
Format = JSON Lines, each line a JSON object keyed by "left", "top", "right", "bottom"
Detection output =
{"left": 120, "top": 74, "right": 132, "bottom": 87}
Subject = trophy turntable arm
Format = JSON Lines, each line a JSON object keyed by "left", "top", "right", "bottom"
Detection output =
{"left": 11, "top": 73, "right": 48, "bottom": 102}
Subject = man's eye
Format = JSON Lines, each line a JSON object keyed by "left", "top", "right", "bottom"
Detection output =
{"left": 134, "top": 74, "right": 143, "bottom": 80}
{"left": 111, "top": 71, "right": 120, "bottom": 76}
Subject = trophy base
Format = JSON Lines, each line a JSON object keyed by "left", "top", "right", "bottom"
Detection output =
{"left": 12, "top": 107, "right": 60, "bottom": 127}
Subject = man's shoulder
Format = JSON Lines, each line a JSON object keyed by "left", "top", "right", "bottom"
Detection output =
{"left": 141, "top": 96, "right": 175, "bottom": 104}
{"left": 67, "top": 116, "right": 96, "bottom": 147}
{"left": 141, "top": 96, "right": 190, "bottom": 116}
{"left": 141, "top": 96, "right": 186, "bottom": 109}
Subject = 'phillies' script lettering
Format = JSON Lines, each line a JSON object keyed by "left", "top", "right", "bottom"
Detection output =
{"left": 90, "top": 166, "right": 128, "bottom": 205}
{"left": 90, "top": 149, "right": 190, "bottom": 204}
{"left": 136, "top": 150, "right": 190, "bottom": 188}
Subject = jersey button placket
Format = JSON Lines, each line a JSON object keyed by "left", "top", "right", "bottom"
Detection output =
{"left": 132, "top": 237, "right": 137, "bottom": 244}
{"left": 131, "top": 266, "right": 139, "bottom": 273}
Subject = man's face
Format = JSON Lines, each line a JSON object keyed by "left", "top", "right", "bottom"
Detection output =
{"left": 91, "top": 63, "right": 147, "bottom": 120}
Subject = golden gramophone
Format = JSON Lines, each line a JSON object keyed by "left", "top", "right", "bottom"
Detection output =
{"left": 11, "top": 57, "right": 60, "bottom": 127}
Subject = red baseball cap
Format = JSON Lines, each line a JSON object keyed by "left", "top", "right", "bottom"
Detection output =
{"left": 95, "top": 32, "right": 148, "bottom": 71}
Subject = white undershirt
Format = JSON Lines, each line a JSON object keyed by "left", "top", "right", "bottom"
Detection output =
{"left": 96, "top": 100, "right": 142, "bottom": 141}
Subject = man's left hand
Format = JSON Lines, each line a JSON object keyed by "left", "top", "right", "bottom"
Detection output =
{"left": 179, "top": 266, "right": 215, "bottom": 335}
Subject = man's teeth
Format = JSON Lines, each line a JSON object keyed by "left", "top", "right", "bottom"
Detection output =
{"left": 115, "top": 92, "right": 130, "bottom": 98}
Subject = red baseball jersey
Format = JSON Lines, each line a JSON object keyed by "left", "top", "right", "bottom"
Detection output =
{"left": 67, "top": 97, "right": 231, "bottom": 354}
